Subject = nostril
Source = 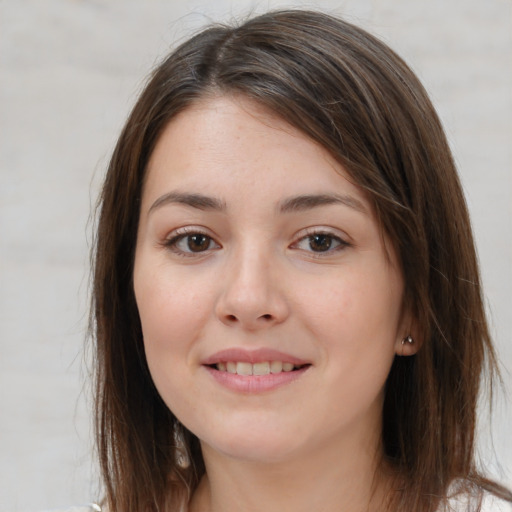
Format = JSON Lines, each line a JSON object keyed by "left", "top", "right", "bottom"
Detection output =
{"left": 261, "top": 314, "right": 273, "bottom": 320}
{"left": 226, "top": 314, "right": 237, "bottom": 322}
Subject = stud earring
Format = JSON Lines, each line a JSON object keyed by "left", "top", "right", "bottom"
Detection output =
{"left": 401, "top": 335, "right": 414, "bottom": 345}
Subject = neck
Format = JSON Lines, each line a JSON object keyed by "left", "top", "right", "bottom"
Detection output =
{"left": 188, "top": 424, "right": 392, "bottom": 512}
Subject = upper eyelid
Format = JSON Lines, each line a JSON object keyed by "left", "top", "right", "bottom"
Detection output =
{"left": 163, "top": 226, "right": 220, "bottom": 246}
{"left": 165, "top": 225, "right": 216, "bottom": 239}
{"left": 292, "top": 226, "right": 351, "bottom": 242}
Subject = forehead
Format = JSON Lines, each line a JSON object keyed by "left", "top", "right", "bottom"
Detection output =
{"left": 147, "top": 95, "right": 316, "bottom": 169}
{"left": 143, "top": 94, "right": 367, "bottom": 203}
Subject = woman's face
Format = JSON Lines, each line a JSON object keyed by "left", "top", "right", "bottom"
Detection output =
{"left": 134, "top": 95, "right": 410, "bottom": 464}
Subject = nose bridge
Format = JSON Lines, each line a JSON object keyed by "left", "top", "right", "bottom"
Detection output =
{"left": 216, "top": 237, "right": 288, "bottom": 328}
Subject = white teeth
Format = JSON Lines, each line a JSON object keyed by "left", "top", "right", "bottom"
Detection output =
{"left": 214, "top": 361, "right": 303, "bottom": 375}
{"left": 270, "top": 361, "right": 283, "bottom": 373}
{"left": 282, "top": 362, "right": 294, "bottom": 372}
{"left": 253, "top": 362, "right": 270, "bottom": 376}
{"left": 236, "top": 362, "right": 253, "bottom": 376}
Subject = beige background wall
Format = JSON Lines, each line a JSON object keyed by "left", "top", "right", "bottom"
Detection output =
{"left": 1, "top": 1, "right": 511, "bottom": 510}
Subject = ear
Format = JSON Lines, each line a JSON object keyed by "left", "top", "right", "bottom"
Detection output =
{"left": 394, "top": 309, "right": 423, "bottom": 357}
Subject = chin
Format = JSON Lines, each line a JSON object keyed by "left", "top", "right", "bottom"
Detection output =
{"left": 197, "top": 418, "right": 305, "bottom": 464}
{"left": 210, "top": 438, "right": 299, "bottom": 464}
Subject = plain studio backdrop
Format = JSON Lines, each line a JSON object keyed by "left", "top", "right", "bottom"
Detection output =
{"left": 0, "top": 1, "right": 511, "bottom": 510}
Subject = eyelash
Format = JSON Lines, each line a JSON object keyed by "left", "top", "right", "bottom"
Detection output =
{"left": 162, "top": 228, "right": 350, "bottom": 258}
{"left": 291, "top": 230, "right": 350, "bottom": 256}
{"left": 163, "top": 228, "right": 220, "bottom": 258}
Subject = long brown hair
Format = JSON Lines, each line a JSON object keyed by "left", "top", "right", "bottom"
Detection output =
{"left": 91, "top": 9, "right": 511, "bottom": 511}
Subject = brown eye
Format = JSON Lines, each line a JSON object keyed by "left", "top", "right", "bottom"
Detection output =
{"left": 186, "top": 234, "right": 212, "bottom": 252}
{"left": 165, "top": 231, "right": 219, "bottom": 256}
{"left": 292, "top": 231, "right": 349, "bottom": 255}
{"left": 308, "top": 234, "right": 333, "bottom": 252}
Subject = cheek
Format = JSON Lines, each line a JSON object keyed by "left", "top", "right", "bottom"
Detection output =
{"left": 133, "top": 268, "right": 213, "bottom": 417}
{"left": 136, "top": 261, "right": 206, "bottom": 331}
{"left": 133, "top": 263, "right": 215, "bottom": 378}
{"left": 297, "top": 265, "right": 402, "bottom": 376}
{"left": 299, "top": 269, "right": 401, "bottom": 335}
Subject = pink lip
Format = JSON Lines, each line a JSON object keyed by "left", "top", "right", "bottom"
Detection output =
{"left": 204, "top": 365, "right": 309, "bottom": 393}
{"left": 201, "top": 348, "right": 311, "bottom": 394}
{"left": 201, "top": 348, "right": 309, "bottom": 366}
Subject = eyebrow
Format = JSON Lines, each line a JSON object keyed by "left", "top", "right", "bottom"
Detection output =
{"left": 148, "top": 192, "right": 227, "bottom": 214}
{"left": 278, "top": 193, "right": 367, "bottom": 214}
{"left": 148, "top": 191, "right": 367, "bottom": 215}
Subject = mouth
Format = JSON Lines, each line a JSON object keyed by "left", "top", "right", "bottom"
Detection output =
{"left": 202, "top": 348, "right": 311, "bottom": 392}
{"left": 208, "top": 361, "right": 310, "bottom": 376}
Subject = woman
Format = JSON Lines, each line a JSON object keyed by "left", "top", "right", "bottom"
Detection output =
{"left": 90, "top": 9, "right": 512, "bottom": 512}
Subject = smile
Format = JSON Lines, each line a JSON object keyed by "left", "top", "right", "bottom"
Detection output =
{"left": 202, "top": 348, "right": 311, "bottom": 393}
{"left": 214, "top": 361, "right": 306, "bottom": 375}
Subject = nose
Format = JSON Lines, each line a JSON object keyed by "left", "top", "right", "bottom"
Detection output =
{"left": 214, "top": 246, "right": 290, "bottom": 330}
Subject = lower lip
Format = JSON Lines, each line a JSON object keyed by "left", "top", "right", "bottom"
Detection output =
{"left": 204, "top": 365, "right": 310, "bottom": 393}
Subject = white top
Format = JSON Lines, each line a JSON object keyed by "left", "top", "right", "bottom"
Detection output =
{"left": 41, "top": 505, "right": 101, "bottom": 512}
{"left": 43, "top": 495, "right": 512, "bottom": 512}
{"left": 446, "top": 492, "right": 512, "bottom": 511}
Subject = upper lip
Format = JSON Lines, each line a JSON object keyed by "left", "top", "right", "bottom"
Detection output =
{"left": 201, "top": 348, "right": 310, "bottom": 366}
